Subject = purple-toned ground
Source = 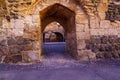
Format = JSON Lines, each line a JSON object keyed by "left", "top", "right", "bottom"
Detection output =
{"left": 0, "top": 42, "right": 120, "bottom": 80}
{"left": 0, "top": 60, "right": 120, "bottom": 80}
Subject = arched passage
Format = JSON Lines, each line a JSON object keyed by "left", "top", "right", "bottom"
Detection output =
{"left": 54, "top": 32, "right": 65, "bottom": 42}
{"left": 40, "top": 3, "right": 77, "bottom": 58}
{"left": 43, "top": 31, "right": 64, "bottom": 42}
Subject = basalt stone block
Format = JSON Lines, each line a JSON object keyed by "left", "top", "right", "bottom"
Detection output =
{"left": 91, "top": 45, "right": 99, "bottom": 52}
{"left": 114, "top": 44, "right": 120, "bottom": 50}
{"left": 11, "top": 55, "right": 22, "bottom": 63}
{"left": 5, "top": 16, "right": 10, "bottom": 22}
{"left": 96, "top": 39, "right": 101, "bottom": 44}
{"left": 7, "top": 37, "right": 16, "bottom": 45}
{"left": 4, "top": 55, "right": 22, "bottom": 63}
{"left": 9, "top": 46, "right": 22, "bottom": 54}
{"left": 87, "top": 35, "right": 120, "bottom": 60}
{"left": 13, "top": 15, "right": 19, "bottom": 19}
{"left": 96, "top": 52, "right": 104, "bottom": 59}
{"left": 17, "top": 38, "right": 32, "bottom": 45}
{"left": 22, "top": 44, "right": 33, "bottom": 51}
{"left": 105, "top": 45, "right": 116, "bottom": 51}
{"left": 0, "top": 46, "right": 9, "bottom": 55}
{"left": 101, "top": 36, "right": 108, "bottom": 44}
{"left": 109, "top": 38, "right": 118, "bottom": 44}
{"left": 86, "top": 43, "right": 94, "bottom": 49}
{"left": 99, "top": 45, "right": 106, "bottom": 51}
{"left": 112, "top": 52, "right": 120, "bottom": 59}
{"left": 104, "top": 52, "right": 113, "bottom": 59}
{"left": 0, "top": 40, "right": 7, "bottom": 46}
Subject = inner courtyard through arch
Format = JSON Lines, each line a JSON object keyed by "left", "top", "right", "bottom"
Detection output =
{"left": 42, "top": 22, "right": 70, "bottom": 59}
{"left": 40, "top": 3, "right": 77, "bottom": 59}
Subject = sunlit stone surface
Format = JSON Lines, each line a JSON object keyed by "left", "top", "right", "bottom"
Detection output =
{"left": 0, "top": 0, "right": 120, "bottom": 63}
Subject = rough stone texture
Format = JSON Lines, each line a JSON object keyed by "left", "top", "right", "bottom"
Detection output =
{"left": 86, "top": 35, "right": 120, "bottom": 60}
{"left": 0, "top": 36, "right": 39, "bottom": 63}
{"left": 106, "top": 1, "right": 120, "bottom": 21}
{"left": 0, "top": 0, "right": 120, "bottom": 63}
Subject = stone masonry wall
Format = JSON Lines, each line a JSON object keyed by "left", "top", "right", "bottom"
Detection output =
{"left": 76, "top": 0, "right": 120, "bottom": 60}
{"left": 0, "top": 16, "right": 40, "bottom": 63}
{"left": 86, "top": 35, "right": 120, "bottom": 60}
{"left": 0, "top": 0, "right": 120, "bottom": 63}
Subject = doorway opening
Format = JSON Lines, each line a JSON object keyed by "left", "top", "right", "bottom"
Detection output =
{"left": 43, "top": 22, "right": 67, "bottom": 59}
{"left": 40, "top": 3, "right": 77, "bottom": 59}
{"left": 43, "top": 22, "right": 65, "bottom": 42}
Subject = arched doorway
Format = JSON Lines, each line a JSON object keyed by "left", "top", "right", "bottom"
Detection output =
{"left": 40, "top": 3, "right": 77, "bottom": 58}
{"left": 43, "top": 22, "right": 65, "bottom": 42}
{"left": 54, "top": 32, "right": 65, "bottom": 42}
{"left": 43, "top": 22, "right": 66, "bottom": 58}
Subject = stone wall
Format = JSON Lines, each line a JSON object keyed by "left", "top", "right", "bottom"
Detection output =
{"left": 0, "top": 16, "right": 40, "bottom": 63}
{"left": 0, "top": 0, "right": 120, "bottom": 63}
{"left": 86, "top": 35, "right": 120, "bottom": 60}
{"left": 75, "top": 0, "right": 120, "bottom": 60}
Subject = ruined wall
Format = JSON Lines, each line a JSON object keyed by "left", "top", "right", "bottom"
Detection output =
{"left": 0, "top": 0, "right": 120, "bottom": 63}
{"left": 0, "top": 0, "right": 41, "bottom": 63}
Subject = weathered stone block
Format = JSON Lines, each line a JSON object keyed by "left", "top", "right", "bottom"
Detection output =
{"left": 112, "top": 52, "right": 120, "bottom": 59}
{"left": 22, "top": 51, "right": 39, "bottom": 63}
{"left": 17, "top": 38, "right": 32, "bottom": 45}
{"left": 78, "top": 50, "right": 89, "bottom": 61}
{"left": 0, "top": 39, "right": 7, "bottom": 46}
{"left": 90, "top": 18, "right": 100, "bottom": 29}
{"left": 12, "top": 29, "right": 24, "bottom": 36}
{"left": 32, "top": 15, "right": 39, "bottom": 23}
{"left": 0, "top": 46, "right": 9, "bottom": 55}
{"left": 76, "top": 24, "right": 85, "bottom": 32}
{"left": 77, "top": 32, "right": 90, "bottom": 40}
{"left": 104, "top": 52, "right": 113, "bottom": 59}
{"left": 25, "top": 16, "right": 32, "bottom": 23}
{"left": 90, "top": 29, "right": 104, "bottom": 35}
{"left": 14, "top": 20, "right": 24, "bottom": 29}
{"left": 22, "top": 44, "right": 33, "bottom": 51}
{"left": 77, "top": 40, "right": 86, "bottom": 50}
{"left": 78, "top": 50, "right": 96, "bottom": 60}
{"left": 9, "top": 45, "right": 22, "bottom": 54}
{"left": 96, "top": 52, "right": 105, "bottom": 59}
{"left": 4, "top": 55, "right": 22, "bottom": 63}
{"left": 100, "top": 20, "right": 111, "bottom": 29}
{"left": 76, "top": 14, "right": 88, "bottom": 24}
{"left": 7, "top": 37, "right": 16, "bottom": 45}
{"left": 0, "top": 18, "right": 3, "bottom": 27}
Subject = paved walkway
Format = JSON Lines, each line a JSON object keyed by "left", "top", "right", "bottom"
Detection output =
{"left": 0, "top": 60, "right": 120, "bottom": 80}
{"left": 0, "top": 42, "right": 120, "bottom": 80}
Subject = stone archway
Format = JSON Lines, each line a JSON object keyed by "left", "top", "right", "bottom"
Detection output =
{"left": 40, "top": 3, "right": 77, "bottom": 58}
{"left": 43, "top": 31, "right": 64, "bottom": 42}
{"left": 54, "top": 32, "right": 65, "bottom": 42}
